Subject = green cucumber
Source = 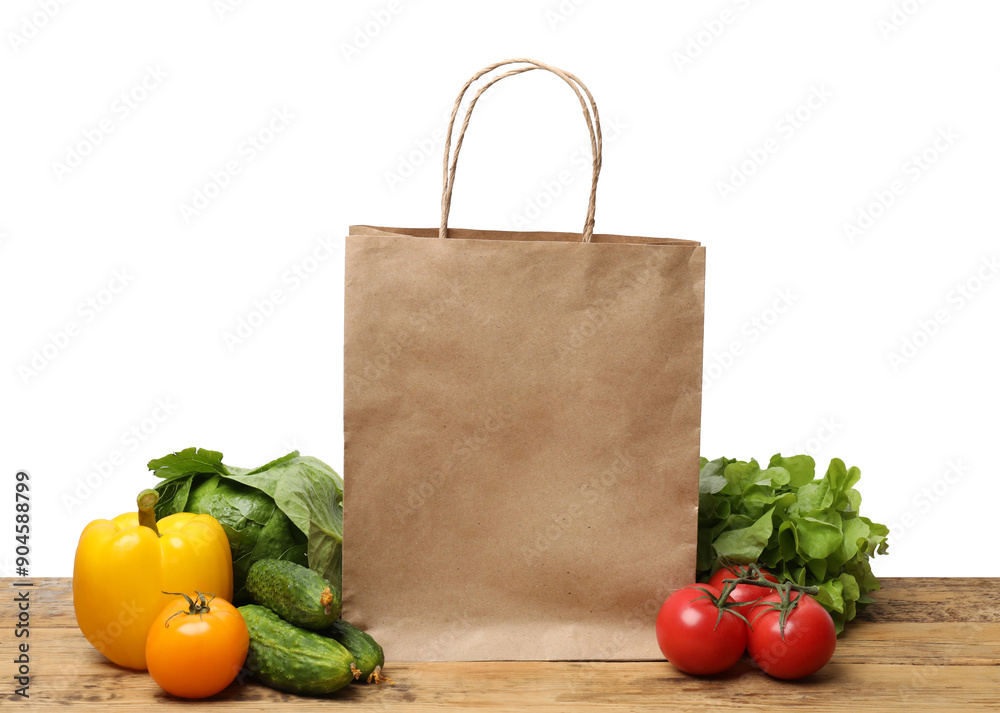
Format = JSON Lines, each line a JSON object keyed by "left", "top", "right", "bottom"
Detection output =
{"left": 246, "top": 559, "right": 341, "bottom": 631}
{"left": 239, "top": 604, "right": 356, "bottom": 696}
{"left": 326, "top": 620, "right": 392, "bottom": 684}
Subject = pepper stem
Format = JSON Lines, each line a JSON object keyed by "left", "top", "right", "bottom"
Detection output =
{"left": 137, "top": 489, "right": 160, "bottom": 537}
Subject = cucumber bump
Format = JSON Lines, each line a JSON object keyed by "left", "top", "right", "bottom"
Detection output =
{"left": 246, "top": 559, "right": 341, "bottom": 631}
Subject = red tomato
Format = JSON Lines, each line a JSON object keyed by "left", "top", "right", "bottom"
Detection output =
{"left": 146, "top": 592, "right": 249, "bottom": 699}
{"left": 655, "top": 584, "right": 747, "bottom": 675}
{"left": 746, "top": 591, "right": 836, "bottom": 679}
{"left": 708, "top": 564, "right": 779, "bottom": 605}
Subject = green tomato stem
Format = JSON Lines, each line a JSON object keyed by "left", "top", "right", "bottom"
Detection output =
{"left": 161, "top": 591, "right": 215, "bottom": 626}
{"left": 716, "top": 563, "right": 820, "bottom": 603}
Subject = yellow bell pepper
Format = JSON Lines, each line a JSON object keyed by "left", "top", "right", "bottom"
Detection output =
{"left": 72, "top": 489, "right": 233, "bottom": 670}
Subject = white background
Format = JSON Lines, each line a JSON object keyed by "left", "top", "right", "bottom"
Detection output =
{"left": 1, "top": 0, "right": 997, "bottom": 578}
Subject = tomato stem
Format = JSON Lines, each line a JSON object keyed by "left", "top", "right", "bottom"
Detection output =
{"left": 161, "top": 590, "right": 215, "bottom": 626}
{"left": 715, "top": 564, "right": 816, "bottom": 638}
{"left": 715, "top": 562, "right": 819, "bottom": 604}
{"left": 689, "top": 586, "right": 752, "bottom": 628}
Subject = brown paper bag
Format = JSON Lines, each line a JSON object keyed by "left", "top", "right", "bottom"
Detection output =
{"left": 343, "top": 59, "right": 705, "bottom": 661}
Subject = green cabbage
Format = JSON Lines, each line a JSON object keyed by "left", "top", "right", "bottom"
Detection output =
{"left": 149, "top": 448, "right": 343, "bottom": 604}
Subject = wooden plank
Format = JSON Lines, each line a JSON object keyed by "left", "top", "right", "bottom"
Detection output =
{"left": 25, "top": 620, "right": 998, "bottom": 667}
{"left": 13, "top": 576, "right": 1000, "bottom": 628}
{"left": 14, "top": 630, "right": 1000, "bottom": 712}
{"left": 4, "top": 578, "right": 1000, "bottom": 710}
{"left": 859, "top": 577, "right": 1000, "bottom": 623}
{"left": 835, "top": 620, "right": 1000, "bottom": 665}
{"left": 1, "top": 579, "right": 74, "bottom": 630}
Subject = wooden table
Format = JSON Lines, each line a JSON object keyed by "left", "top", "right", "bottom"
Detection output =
{"left": 3, "top": 577, "right": 998, "bottom": 710}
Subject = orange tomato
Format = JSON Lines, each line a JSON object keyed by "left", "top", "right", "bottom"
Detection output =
{"left": 145, "top": 592, "right": 249, "bottom": 699}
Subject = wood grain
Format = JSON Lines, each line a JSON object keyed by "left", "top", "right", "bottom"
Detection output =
{"left": 3, "top": 578, "right": 999, "bottom": 710}
{"left": 858, "top": 577, "right": 1000, "bottom": 623}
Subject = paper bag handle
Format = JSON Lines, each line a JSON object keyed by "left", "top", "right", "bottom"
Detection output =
{"left": 439, "top": 58, "right": 603, "bottom": 243}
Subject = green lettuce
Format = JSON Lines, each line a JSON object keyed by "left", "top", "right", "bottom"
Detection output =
{"left": 698, "top": 454, "right": 889, "bottom": 633}
{"left": 149, "top": 448, "right": 343, "bottom": 604}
